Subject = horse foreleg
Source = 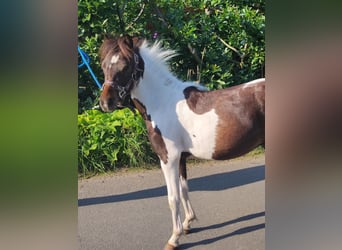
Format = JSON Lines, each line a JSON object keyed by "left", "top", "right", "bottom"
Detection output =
{"left": 179, "top": 153, "right": 196, "bottom": 234}
{"left": 161, "top": 156, "right": 183, "bottom": 249}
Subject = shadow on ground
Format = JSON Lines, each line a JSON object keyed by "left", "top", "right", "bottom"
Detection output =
{"left": 78, "top": 165, "right": 264, "bottom": 207}
{"left": 179, "top": 211, "right": 265, "bottom": 249}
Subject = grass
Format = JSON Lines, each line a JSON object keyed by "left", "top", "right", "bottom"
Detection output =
{"left": 243, "top": 145, "right": 265, "bottom": 157}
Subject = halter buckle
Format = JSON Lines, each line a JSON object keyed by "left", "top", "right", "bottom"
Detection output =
{"left": 132, "top": 72, "right": 138, "bottom": 81}
{"left": 134, "top": 53, "right": 139, "bottom": 64}
{"left": 117, "top": 85, "right": 127, "bottom": 99}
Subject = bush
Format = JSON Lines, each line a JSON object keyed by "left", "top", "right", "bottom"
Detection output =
{"left": 78, "top": 109, "right": 158, "bottom": 175}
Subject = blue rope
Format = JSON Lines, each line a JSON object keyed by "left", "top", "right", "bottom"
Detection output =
{"left": 78, "top": 46, "right": 102, "bottom": 89}
{"left": 78, "top": 47, "right": 90, "bottom": 68}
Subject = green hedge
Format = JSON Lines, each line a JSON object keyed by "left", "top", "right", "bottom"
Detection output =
{"left": 78, "top": 109, "right": 158, "bottom": 174}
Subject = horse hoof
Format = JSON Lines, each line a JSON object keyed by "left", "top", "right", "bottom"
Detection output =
{"left": 184, "top": 229, "right": 191, "bottom": 235}
{"left": 164, "top": 243, "right": 177, "bottom": 250}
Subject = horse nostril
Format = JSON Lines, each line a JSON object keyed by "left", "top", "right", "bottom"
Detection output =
{"left": 108, "top": 98, "right": 114, "bottom": 107}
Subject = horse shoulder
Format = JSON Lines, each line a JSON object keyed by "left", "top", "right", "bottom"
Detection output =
{"left": 175, "top": 87, "right": 219, "bottom": 159}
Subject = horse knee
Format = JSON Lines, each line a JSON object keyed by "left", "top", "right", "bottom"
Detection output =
{"left": 168, "top": 195, "right": 180, "bottom": 211}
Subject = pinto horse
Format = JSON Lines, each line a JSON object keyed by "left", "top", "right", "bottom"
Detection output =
{"left": 99, "top": 35, "right": 265, "bottom": 250}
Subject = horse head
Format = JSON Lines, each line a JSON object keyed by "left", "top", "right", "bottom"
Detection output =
{"left": 99, "top": 35, "right": 144, "bottom": 112}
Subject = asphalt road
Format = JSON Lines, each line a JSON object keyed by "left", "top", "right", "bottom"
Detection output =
{"left": 78, "top": 154, "right": 265, "bottom": 250}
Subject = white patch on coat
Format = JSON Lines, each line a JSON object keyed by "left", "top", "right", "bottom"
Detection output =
{"left": 242, "top": 78, "right": 265, "bottom": 89}
{"left": 110, "top": 54, "right": 120, "bottom": 64}
{"left": 176, "top": 100, "right": 219, "bottom": 159}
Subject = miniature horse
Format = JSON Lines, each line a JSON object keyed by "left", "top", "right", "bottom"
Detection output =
{"left": 99, "top": 35, "right": 265, "bottom": 250}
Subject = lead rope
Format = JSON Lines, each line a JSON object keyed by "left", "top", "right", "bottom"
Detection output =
{"left": 78, "top": 46, "right": 102, "bottom": 89}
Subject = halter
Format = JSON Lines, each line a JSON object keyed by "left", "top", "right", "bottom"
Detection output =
{"left": 103, "top": 53, "right": 144, "bottom": 100}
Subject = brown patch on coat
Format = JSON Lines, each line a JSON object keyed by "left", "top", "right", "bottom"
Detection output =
{"left": 183, "top": 81, "right": 265, "bottom": 160}
{"left": 132, "top": 98, "right": 168, "bottom": 164}
{"left": 183, "top": 86, "right": 212, "bottom": 114}
{"left": 179, "top": 152, "right": 191, "bottom": 179}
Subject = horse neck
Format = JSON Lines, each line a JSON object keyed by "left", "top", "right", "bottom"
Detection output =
{"left": 131, "top": 51, "right": 182, "bottom": 113}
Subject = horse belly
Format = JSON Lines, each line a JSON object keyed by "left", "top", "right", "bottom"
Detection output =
{"left": 211, "top": 115, "right": 264, "bottom": 160}
{"left": 187, "top": 120, "right": 262, "bottom": 160}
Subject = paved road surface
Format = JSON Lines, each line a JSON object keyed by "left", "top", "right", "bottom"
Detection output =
{"left": 78, "top": 155, "right": 265, "bottom": 250}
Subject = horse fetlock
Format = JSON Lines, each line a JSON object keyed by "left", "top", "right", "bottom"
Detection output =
{"left": 185, "top": 213, "right": 197, "bottom": 225}
{"left": 190, "top": 213, "right": 198, "bottom": 222}
{"left": 182, "top": 215, "right": 197, "bottom": 234}
{"left": 182, "top": 221, "right": 191, "bottom": 234}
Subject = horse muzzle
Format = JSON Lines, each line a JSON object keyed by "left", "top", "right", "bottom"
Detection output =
{"left": 99, "top": 98, "right": 118, "bottom": 113}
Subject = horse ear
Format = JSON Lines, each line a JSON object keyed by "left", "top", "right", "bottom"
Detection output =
{"left": 122, "top": 35, "right": 134, "bottom": 48}
{"left": 99, "top": 36, "right": 110, "bottom": 62}
{"left": 132, "top": 36, "right": 144, "bottom": 48}
{"left": 118, "top": 35, "right": 134, "bottom": 59}
{"left": 102, "top": 33, "right": 113, "bottom": 41}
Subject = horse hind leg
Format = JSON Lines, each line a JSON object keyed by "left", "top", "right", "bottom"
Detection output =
{"left": 179, "top": 176, "right": 197, "bottom": 234}
{"left": 179, "top": 152, "right": 197, "bottom": 234}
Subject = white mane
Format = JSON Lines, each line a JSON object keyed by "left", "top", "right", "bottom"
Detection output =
{"left": 139, "top": 40, "right": 207, "bottom": 91}
{"left": 140, "top": 40, "right": 178, "bottom": 65}
{"left": 139, "top": 40, "right": 179, "bottom": 79}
